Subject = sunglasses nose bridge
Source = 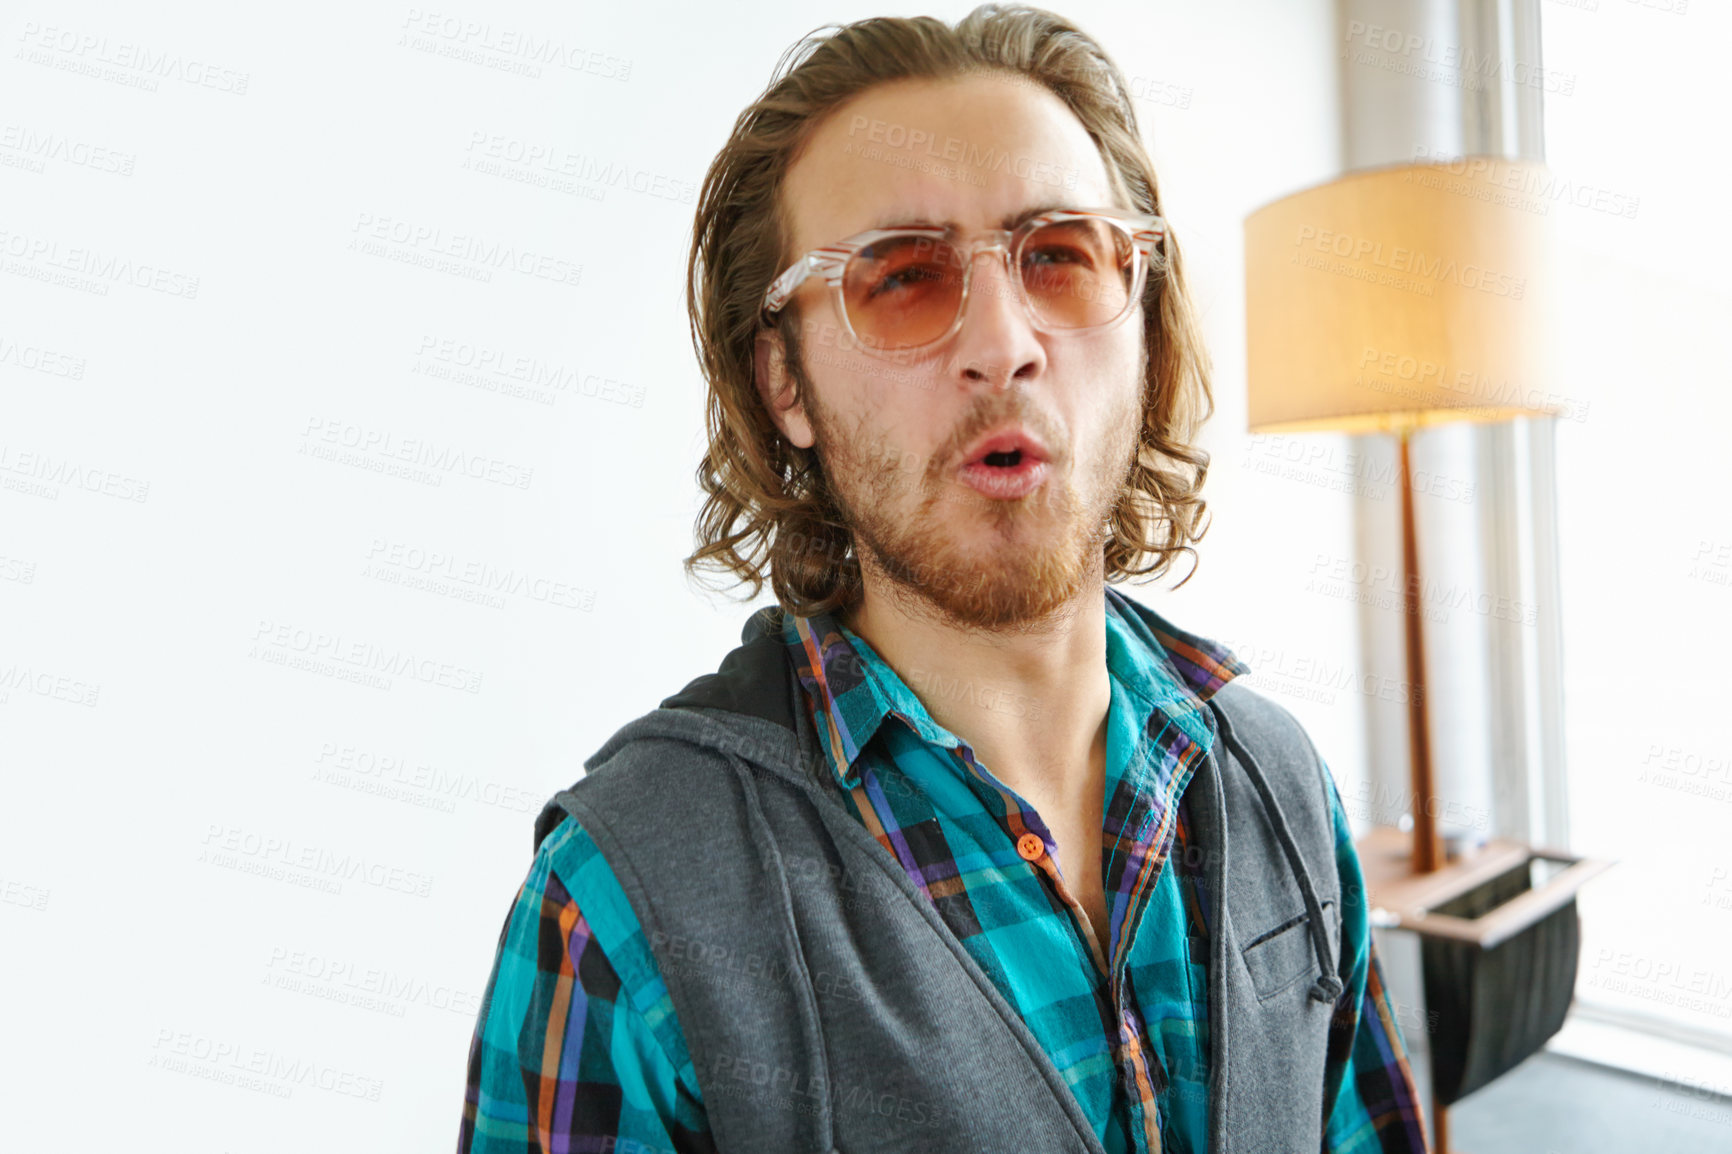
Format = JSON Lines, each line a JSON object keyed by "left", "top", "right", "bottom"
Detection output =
{"left": 964, "top": 231, "right": 1016, "bottom": 269}
{"left": 953, "top": 234, "right": 1024, "bottom": 318}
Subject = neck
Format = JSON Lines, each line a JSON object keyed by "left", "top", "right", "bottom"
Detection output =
{"left": 838, "top": 559, "right": 1112, "bottom": 813}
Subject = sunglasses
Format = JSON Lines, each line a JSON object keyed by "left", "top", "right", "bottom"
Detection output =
{"left": 759, "top": 207, "right": 1167, "bottom": 359}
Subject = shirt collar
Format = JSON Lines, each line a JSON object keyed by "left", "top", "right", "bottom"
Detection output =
{"left": 782, "top": 587, "right": 1252, "bottom": 790}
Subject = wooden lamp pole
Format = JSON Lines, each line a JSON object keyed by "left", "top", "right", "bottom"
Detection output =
{"left": 1398, "top": 424, "right": 1449, "bottom": 1152}
{"left": 1397, "top": 426, "right": 1443, "bottom": 876}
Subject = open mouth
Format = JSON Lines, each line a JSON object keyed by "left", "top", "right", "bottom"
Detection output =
{"left": 955, "top": 425, "right": 1052, "bottom": 499}
{"left": 959, "top": 442, "right": 1050, "bottom": 500}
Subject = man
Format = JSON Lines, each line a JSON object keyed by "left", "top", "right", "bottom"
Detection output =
{"left": 459, "top": 6, "right": 1428, "bottom": 1153}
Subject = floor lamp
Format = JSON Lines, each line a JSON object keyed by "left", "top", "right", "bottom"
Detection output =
{"left": 1243, "top": 158, "right": 1611, "bottom": 1153}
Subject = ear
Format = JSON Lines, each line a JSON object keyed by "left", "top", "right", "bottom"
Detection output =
{"left": 755, "top": 328, "right": 815, "bottom": 449}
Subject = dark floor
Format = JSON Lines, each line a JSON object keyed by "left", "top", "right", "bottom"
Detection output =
{"left": 1446, "top": 1052, "right": 1732, "bottom": 1153}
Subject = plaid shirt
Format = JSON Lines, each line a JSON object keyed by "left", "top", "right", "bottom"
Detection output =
{"left": 459, "top": 592, "right": 1428, "bottom": 1153}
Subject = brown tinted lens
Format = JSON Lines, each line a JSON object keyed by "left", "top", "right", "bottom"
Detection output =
{"left": 1019, "top": 219, "right": 1136, "bottom": 328}
{"left": 841, "top": 235, "right": 965, "bottom": 350}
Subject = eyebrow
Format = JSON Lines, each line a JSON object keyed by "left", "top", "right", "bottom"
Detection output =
{"left": 862, "top": 204, "right": 1079, "bottom": 233}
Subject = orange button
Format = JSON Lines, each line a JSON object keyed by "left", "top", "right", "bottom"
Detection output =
{"left": 1016, "top": 833, "right": 1046, "bottom": 862}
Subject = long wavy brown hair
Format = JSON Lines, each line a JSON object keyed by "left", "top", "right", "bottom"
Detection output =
{"left": 683, "top": 4, "right": 1217, "bottom": 618}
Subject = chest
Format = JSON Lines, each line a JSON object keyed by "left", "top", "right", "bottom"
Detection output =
{"left": 1023, "top": 757, "right": 1114, "bottom": 952}
{"left": 1048, "top": 816, "right": 1113, "bottom": 954}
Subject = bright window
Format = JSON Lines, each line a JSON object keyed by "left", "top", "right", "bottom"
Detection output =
{"left": 1542, "top": 0, "right": 1732, "bottom": 1051}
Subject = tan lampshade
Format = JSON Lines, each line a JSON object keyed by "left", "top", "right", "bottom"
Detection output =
{"left": 1244, "top": 158, "right": 1559, "bottom": 434}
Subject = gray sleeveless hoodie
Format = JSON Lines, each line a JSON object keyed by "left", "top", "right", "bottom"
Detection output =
{"left": 534, "top": 596, "right": 1345, "bottom": 1153}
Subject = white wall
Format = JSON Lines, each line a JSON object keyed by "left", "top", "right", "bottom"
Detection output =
{"left": 0, "top": 2, "right": 1352, "bottom": 1149}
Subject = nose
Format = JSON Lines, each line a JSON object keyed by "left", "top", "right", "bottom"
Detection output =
{"left": 949, "top": 245, "right": 1046, "bottom": 390}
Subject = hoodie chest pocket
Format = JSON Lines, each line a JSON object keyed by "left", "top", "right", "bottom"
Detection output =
{"left": 1241, "top": 900, "right": 1336, "bottom": 1000}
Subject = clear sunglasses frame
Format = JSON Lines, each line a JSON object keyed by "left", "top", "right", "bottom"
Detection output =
{"left": 758, "top": 207, "right": 1168, "bottom": 358}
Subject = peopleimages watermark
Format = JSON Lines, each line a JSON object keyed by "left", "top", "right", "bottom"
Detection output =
{"left": 1582, "top": 948, "right": 1732, "bottom": 1018}
{"left": 1341, "top": 780, "right": 1490, "bottom": 832}
{"left": 348, "top": 212, "right": 582, "bottom": 288}
{"left": 1342, "top": 20, "right": 1576, "bottom": 95}
{"left": 0, "top": 443, "right": 149, "bottom": 502}
{"left": 650, "top": 928, "right": 865, "bottom": 1003}
{"left": 1406, "top": 147, "right": 1640, "bottom": 221}
{"left": 1123, "top": 73, "right": 1194, "bottom": 110}
{"left": 14, "top": 22, "right": 250, "bottom": 95}
{"left": 462, "top": 131, "right": 696, "bottom": 205}
{"left": 1292, "top": 225, "right": 1527, "bottom": 298}
{"left": 1636, "top": 740, "right": 1731, "bottom": 805}
{"left": 1705, "top": 865, "right": 1732, "bottom": 915}
{"left": 1355, "top": 346, "right": 1590, "bottom": 424}
{"left": 0, "top": 554, "right": 35, "bottom": 585}
{"left": 1243, "top": 432, "right": 1478, "bottom": 505}
{"left": 362, "top": 536, "right": 595, "bottom": 612}
{"left": 299, "top": 416, "right": 534, "bottom": 490}
{"left": 0, "top": 123, "right": 135, "bottom": 176}
{"left": 1222, "top": 637, "right": 1424, "bottom": 709}
{"left": 0, "top": 874, "right": 51, "bottom": 912}
{"left": 411, "top": 334, "right": 645, "bottom": 409}
{"left": 1306, "top": 551, "right": 1539, "bottom": 627}
{"left": 708, "top": 1053, "right": 952, "bottom": 1129}
{"left": 263, "top": 945, "right": 482, "bottom": 1018}
{"left": 148, "top": 1028, "right": 383, "bottom": 1101}
{"left": 199, "top": 823, "right": 436, "bottom": 898}
{"left": 398, "top": 9, "right": 631, "bottom": 81}
{"left": 843, "top": 114, "right": 1079, "bottom": 190}
{"left": 0, "top": 226, "right": 199, "bottom": 298}
{"left": 1648, "top": 1071, "right": 1732, "bottom": 1128}
{"left": 0, "top": 332, "right": 86, "bottom": 379}
{"left": 900, "top": 666, "right": 1045, "bottom": 721}
{"left": 249, "top": 617, "right": 485, "bottom": 695}
{"left": 1687, "top": 539, "right": 1732, "bottom": 591}
{"left": 311, "top": 739, "right": 542, "bottom": 815}
{"left": 0, "top": 661, "right": 101, "bottom": 707}
{"left": 998, "top": 61, "right": 1195, "bottom": 112}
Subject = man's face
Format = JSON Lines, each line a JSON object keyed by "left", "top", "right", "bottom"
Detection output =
{"left": 760, "top": 72, "right": 1147, "bottom": 631}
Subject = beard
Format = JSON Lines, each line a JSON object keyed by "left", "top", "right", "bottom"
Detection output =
{"left": 792, "top": 343, "right": 1144, "bottom": 634}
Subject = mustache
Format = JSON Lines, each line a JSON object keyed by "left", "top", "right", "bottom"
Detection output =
{"left": 808, "top": 395, "right": 1076, "bottom": 497}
